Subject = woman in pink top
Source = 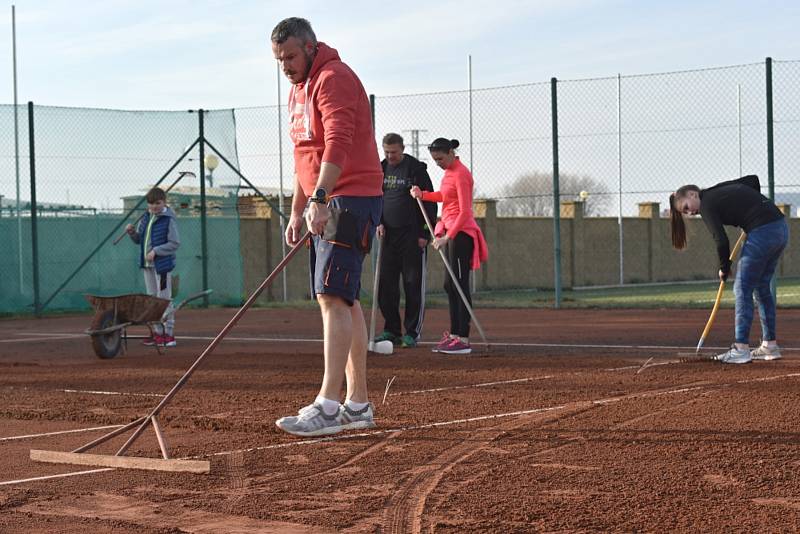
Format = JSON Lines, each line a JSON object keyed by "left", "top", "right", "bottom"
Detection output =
{"left": 410, "top": 138, "right": 488, "bottom": 355}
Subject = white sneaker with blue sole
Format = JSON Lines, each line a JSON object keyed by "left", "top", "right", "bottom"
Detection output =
{"left": 714, "top": 346, "right": 752, "bottom": 364}
{"left": 751, "top": 345, "right": 782, "bottom": 361}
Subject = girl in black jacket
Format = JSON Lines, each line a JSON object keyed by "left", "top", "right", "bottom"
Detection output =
{"left": 670, "top": 175, "right": 788, "bottom": 364}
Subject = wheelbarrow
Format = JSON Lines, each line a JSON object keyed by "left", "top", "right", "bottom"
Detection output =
{"left": 85, "top": 289, "right": 212, "bottom": 359}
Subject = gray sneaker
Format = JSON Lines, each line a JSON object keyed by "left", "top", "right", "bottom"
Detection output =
{"left": 275, "top": 403, "right": 344, "bottom": 437}
{"left": 751, "top": 344, "right": 782, "bottom": 361}
{"left": 337, "top": 403, "right": 376, "bottom": 431}
{"left": 714, "top": 346, "right": 752, "bottom": 364}
{"left": 274, "top": 403, "right": 316, "bottom": 427}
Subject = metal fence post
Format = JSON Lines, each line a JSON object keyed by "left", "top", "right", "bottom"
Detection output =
{"left": 617, "top": 73, "right": 624, "bottom": 285}
{"left": 468, "top": 55, "right": 476, "bottom": 294}
{"left": 551, "top": 78, "right": 562, "bottom": 308}
{"left": 766, "top": 57, "right": 775, "bottom": 201}
{"left": 765, "top": 57, "right": 777, "bottom": 300}
{"left": 277, "top": 64, "right": 288, "bottom": 302}
{"left": 28, "top": 101, "right": 40, "bottom": 316}
{"left": 369, "top": 94, "right": 375, "bottom": 129}
{"left": 198, "top": 109, "right": 209, "bottom": 307}
{"left": 13, "top": 6, "right": 23, "bottom": 294}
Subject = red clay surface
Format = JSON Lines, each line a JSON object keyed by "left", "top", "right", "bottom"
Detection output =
{"left": 2, "top": 306, "right": 800, "bottom": 532}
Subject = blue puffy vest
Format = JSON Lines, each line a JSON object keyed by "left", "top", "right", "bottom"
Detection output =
{"left": 138, "top": 213, "right": 176, "bottom": 274}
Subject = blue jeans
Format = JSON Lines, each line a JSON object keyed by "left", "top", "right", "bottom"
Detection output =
{"left": 734, "top": 218, "right": 789, "bottom": 344}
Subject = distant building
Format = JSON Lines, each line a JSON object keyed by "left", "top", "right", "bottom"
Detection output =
{"left": 121, "top": 185, "right": 290, "bottom": 219}
{"left": 0, "top": 195, "right": 94, "bottom": 217}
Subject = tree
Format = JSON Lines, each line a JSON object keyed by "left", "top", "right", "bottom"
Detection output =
{"left": 494, "top": 172, "right": 613, "bottom": 217}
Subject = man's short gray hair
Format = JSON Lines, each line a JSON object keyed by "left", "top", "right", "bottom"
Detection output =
{"left": 271, "top": 17, "right": 317, "bottom": 46}
{"left": 382, "top": 133, "right": 404, "bottom": 146}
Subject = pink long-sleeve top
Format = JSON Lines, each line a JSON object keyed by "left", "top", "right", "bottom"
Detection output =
{"left": 421, "top": 157, "right": 489, "bottom": 269}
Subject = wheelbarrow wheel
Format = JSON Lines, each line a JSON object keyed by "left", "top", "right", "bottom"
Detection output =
{"left": 90, "top": 309, "right": 123, "bottom": 359}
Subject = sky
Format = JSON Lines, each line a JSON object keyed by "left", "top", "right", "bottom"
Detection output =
{"left": 0, "top": 0, "right": 798, "bottom": 110}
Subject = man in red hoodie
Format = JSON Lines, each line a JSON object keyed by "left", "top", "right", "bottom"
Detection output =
{"left": 271, "top": 17, "right": 384, "bottom": 437}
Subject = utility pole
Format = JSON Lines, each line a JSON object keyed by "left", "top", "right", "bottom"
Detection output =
{"left": 402, "top": 129, "right": 428, "bottom": 160}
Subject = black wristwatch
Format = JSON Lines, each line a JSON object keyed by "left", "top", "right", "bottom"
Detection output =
{"left": 309, "top": 187, "right": 328, "bottom": 204}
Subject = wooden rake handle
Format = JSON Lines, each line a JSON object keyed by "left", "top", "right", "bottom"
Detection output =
{"left": 696, "top": 231, "right": 747, "bottom": 352}
{"left": 73, "top": 231, "right": 311, "bottom": 456}
{"left": 368, "top": 235, "right": 383, "bottom": 348}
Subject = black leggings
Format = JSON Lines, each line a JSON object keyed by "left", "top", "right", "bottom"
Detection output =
{"left": 444, "top": 232, "right": 473, "bottom": 337}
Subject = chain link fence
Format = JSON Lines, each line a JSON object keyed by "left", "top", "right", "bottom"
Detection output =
{"left": 1, "top": 58, "right": 798, "bottom": 314}
{"left": 0, "top": 104, "right": 31, "bottom": 313}
{"left": 773, "top": 60, "right": 800, "bottom": 210}
{"left": 1, "top": 106, "right": 245, "bottom": 314}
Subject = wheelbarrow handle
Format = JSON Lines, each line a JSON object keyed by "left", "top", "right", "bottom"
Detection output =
{"left": 172, "top": 289, "right": 214, "bottom": 313}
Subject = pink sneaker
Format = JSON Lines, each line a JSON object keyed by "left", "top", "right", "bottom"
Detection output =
{"left": 432, "top": 331, "right": 453, "bottom": 353}
{"left": 160, "top": 335, "right": 177, "bottom": 347}
{"left": 141, "top": 336, "right": 157, "bottom": 346}
{"left": 440, "top": 338, "right": 471, "bottom": 355}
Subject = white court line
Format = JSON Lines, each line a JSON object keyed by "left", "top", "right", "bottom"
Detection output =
{"left": 0, "top": 335, "right": 84, "bottom": 344}
{"left": 180, "top": 335, "right": 323, "bottom": 343}
{"left": 205, "top": 371, "right": 800, "bottom": 459}
{"left": 737, "top": 372, "right": 800, "bottom": 383}
{"left": 387, "top": 361, "right": 682, "bottom": 398}
{"left": 14, "top": 332, "right": 86, "bottom": 337}
{"left": 46, "top": 362, "right": 646, "bottom": 401}
{"left": 206, "top": 404, "right": 570, "bottom": 457}
{"left": 60, "top": 389, "right": 162, "bottom": 398}
{"left": 0, "top": 468, "right": 114, "bottom": 487}
{"left": 3, "top": 371, "right": 800, "bottom": 487}
{"left": 179, "top": 335, "right": 800, "bottom": 353}
{"left": 9, "top": 332, "right": 800, "bottom": 353}
{"left": 0, "top": 353, "right": 778, "bottom": 448}
{"left": 0, "top": 424, "right": 123, "bottom": 442}
{"left": 390, "top": 375, "right": 555, "bottom": 396}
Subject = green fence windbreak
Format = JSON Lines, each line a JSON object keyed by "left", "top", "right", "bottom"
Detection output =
{"left": 0, "top": 106, "right": 243, "bottom": 314}
{"left": 2, "top": 59, "right": 800, "bottom": 314}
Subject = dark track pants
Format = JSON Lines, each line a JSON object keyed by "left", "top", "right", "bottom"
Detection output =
{"left": 378, "top": 225, "right": 428, "bottom": 339}
{"left": 444, "top": 232, "right": 474, "bottom": 338}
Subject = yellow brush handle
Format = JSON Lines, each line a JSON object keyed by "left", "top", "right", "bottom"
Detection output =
{"left": 729, "top": 231, "right": 746, "bottom": 260}
{"left": 696, "top": 231, "right": 747, "bottom": 351}
{"left": 698, "top": 280, "right": 726, "bottom": 344}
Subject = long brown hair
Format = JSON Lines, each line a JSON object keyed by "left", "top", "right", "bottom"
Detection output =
{"left": 669, "top": 185, "right": 700, "bottom": 250}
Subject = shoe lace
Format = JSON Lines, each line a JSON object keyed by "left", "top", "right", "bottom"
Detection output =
{"left": 297, "top": 404, "right": 323, "bottom": 421}
{"left": 298, "top": 403, "right": 316, "bottom": 416}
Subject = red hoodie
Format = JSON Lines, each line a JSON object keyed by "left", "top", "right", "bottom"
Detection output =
{"left": 288, "top": 42, "right": 382, "bottom": 197}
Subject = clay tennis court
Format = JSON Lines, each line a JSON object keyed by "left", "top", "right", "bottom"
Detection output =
{"left": 2, "top": 306, "right": 800, "bottom": 532}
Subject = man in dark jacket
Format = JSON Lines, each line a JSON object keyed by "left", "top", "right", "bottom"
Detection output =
{"left": 374, "top": 133, "right": 437, "bottom": 348}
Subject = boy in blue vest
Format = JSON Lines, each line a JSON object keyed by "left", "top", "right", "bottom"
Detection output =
{"left": 126, "top": 187, "right": 181, "bottom": 347}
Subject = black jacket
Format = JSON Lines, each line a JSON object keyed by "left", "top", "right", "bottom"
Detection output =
{"left": 700, "top": 174, "right": 784, "bottom": 274}
{"left": 380, "top": 155, "right": 438, "bottom": 241}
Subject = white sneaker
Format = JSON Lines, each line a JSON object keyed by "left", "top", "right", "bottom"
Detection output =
{"left": 275, "top": 403, "right": 344, "bottom": 437}
{"left": 714, "top": 346, "right": 752, "bottom": 364}
{"left": 275, "top": 403, "right": 320, "bottom": 427}
{"left": 751, "top": 345, "right": 782, "bottom": 361}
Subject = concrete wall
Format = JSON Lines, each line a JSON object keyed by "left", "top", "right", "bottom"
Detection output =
{"left": 240, "top": 199, "right": 799, "bottom": 301}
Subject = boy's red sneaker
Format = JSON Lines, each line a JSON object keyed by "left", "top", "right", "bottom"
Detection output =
{"left": 160, "top": 335, "right": 177, "bottom": 347}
